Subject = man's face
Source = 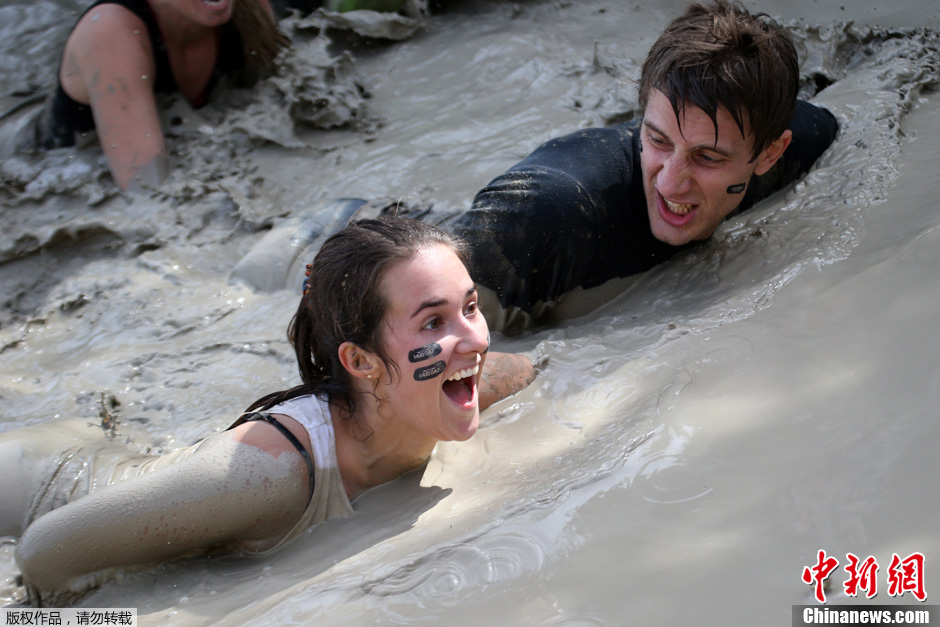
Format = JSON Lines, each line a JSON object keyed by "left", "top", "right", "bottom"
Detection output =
{"left": 640, "top": 89, "right": 790, "bottom": 246}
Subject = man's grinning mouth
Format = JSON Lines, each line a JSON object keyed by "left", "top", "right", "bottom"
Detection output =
{"left": 664, "top": 198, "right": 693, "bottom": 215}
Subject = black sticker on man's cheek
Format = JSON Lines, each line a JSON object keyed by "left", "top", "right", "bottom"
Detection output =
{"left": 408, "top": 343, "right": 442, "bottom": 363}
{"left": 727, "top": 182, "right": 747, "bottom": 194}
{"left": 414, "top": 360, "right": 446, "bottom": 381}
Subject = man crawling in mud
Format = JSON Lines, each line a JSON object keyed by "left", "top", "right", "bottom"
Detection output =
{"left": 454, "top": 0, "right": 839, "bottom": 333}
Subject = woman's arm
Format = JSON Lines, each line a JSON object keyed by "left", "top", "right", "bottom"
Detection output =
{"left": 479, "top": 352, "right": 537, "bottom": 410}
{"left": 59, "top": 4, "right": 168, "bottom": 190}
{"left": 15, "top": 428, "right": 310, "bottom": 601}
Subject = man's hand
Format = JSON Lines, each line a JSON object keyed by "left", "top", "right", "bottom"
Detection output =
{"left": 479, "top": 351, "right": 537, "bottom": 410}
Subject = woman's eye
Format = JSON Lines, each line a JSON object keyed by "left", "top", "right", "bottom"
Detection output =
{"left": 465, "top": 301, "right": 478, "bottom": 316}
{"left": 423, "top": 317, "right": 442, "bottom": 331}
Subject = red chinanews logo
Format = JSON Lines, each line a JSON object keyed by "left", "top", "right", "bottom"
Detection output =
{"left": 801, "top": 550, "right": 926, "bottom": 604}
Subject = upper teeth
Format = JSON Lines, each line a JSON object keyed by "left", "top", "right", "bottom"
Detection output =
{"left": 664, "top": 199, "right": 693, "bottom": 215}
{"left": 446, "top": 364, "right": 479, "bottom": 382}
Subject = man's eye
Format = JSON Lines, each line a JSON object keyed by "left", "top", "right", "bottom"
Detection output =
{"left": 646, "top": 133, "right": 670, "bottom": 151}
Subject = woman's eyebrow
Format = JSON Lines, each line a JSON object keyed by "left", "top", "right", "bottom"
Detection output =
{"left": 411, "top": 298, "right": 446, "bottom": 319}
{"left": 410, "top": 286, "right": 477, "bottom": 319}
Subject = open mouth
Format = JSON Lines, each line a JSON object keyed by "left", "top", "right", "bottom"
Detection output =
{"left": 657, "top": 192, "right": 697, "bottom": 226}
{"left": 663, "top": 198, "right": 694, "bottom": 216}
{"left": 202, "top": 0, "right": 229, "bottom": 8}
{"left": 442, "top": 364, "right": 480, "bottom": 408}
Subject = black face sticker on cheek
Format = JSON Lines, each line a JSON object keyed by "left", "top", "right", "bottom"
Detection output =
{"left": 414, "top": 360, "right": 446, "bottom": 382}
{"left": 408, "top": 342, "right": 442, "bottom": 363}
{"left": 727, "top": 182, "right": 747, "bottom": 194}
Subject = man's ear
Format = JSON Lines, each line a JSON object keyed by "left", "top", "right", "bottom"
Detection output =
{"left": 753, "top": 129, "right": 793, "bottom": 176}
{"left": 338, "top": 341, "right": 380, "bottom": 381}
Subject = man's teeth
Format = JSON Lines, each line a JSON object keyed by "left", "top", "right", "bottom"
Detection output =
{"left": 446, "top": 364, "right": 480, "bottom": 382}
{"left": 664, "top": 198, "right": 693, "bottom": 215}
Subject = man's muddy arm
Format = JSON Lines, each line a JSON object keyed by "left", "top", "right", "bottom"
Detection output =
{"left": 479, "top": 351, "right": 537, "bottom": 410}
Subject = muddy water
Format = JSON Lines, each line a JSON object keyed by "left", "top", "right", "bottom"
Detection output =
{"left": 1, "top": 0, "right": 939, "bottom": 624}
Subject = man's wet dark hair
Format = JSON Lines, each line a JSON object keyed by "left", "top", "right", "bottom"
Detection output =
{"left": 638, "top": 0, "right": 799, "bottom": 161}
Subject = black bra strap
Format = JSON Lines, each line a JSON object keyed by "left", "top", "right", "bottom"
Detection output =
{"left": 231, "top": 412, "right": 315, "bottom": 501}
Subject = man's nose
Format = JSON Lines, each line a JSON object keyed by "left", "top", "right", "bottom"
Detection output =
{"left": 658, "top": 153, "right": 693, "bottom": 196}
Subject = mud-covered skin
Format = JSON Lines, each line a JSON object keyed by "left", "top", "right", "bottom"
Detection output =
{"left": 478, "top": 352, "right": 536, "bottom": 410}
{"left": 14, "top": 429, "right": 310, "bottom": 606}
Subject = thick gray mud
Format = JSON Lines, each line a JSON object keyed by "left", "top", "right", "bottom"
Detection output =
{"left": 1, "top": 0, "right": 939, "bottom": 624}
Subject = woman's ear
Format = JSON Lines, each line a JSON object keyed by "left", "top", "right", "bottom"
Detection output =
{"left": 753, "top": 129, "right": 793, "bottom": 176}
{"left": 338, "top": 341, "right": 379, "bottom": 381}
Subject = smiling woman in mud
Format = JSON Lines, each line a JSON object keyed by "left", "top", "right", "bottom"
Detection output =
{"left": 17, "top": 0, "right": 288, "bottom": 190}
{"left": 4, "top": 217, "right": 536, "bottom": 605}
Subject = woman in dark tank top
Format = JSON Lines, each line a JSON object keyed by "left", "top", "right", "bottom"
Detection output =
{"left": 19, "top": 0, "right": 286, "bottom": 190}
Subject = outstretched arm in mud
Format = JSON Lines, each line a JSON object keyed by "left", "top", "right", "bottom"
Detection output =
{"left": 479, "top": 352, "right": 537, "bottom": 410}
{"left": 60, "top": 4, "right": 168, "bottom": 190}
{"left": 15, "top": 425, "right": 309, "bottom": 605}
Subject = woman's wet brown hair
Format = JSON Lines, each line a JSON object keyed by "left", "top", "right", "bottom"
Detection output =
{"left": 246, "top": 217, "right": 469, "bottom": 425}
{"left": 231, "top": 0, "right": 290, "bottom": 72}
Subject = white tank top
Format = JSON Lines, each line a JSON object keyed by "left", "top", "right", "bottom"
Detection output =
{"left": 238, "top": 395, "right": 354, "bottom": 554}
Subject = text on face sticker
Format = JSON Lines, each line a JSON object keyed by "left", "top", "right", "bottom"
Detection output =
{"left": 414, "top": 360, "right": 446, "bottom": 381}
{"left": 408, "top": 343, "right": 442, "bottom": 363}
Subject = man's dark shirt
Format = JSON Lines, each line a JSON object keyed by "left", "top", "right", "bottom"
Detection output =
{"left": 454, "top": 100, "right": 839, "bottom": 317}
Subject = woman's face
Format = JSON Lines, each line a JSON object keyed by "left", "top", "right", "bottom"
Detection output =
{"left": 374, "top": 244, "right": 490, "bottom": 442}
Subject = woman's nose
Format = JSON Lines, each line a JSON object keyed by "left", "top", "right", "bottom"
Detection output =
{"left": 458, "top": 316, "right": 489, "bottom": 354}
